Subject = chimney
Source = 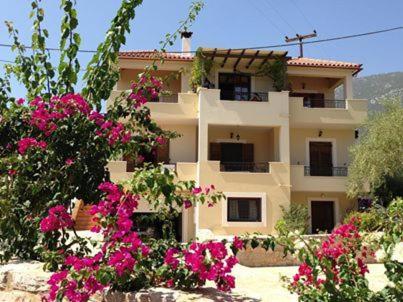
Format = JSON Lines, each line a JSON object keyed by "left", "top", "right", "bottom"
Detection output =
{"left": 180, "top": 31, "right": 193, "bottom": 56}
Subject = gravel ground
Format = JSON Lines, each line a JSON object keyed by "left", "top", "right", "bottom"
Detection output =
{"left": 221, "top": 264, "right": 388, "bottom": 302}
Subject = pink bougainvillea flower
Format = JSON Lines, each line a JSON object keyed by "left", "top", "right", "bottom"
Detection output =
{"left": 192, "top": 187, "right": 202, "bottom": 195}
{"left": 184, "top": 199, "right": 192, "bottom": 209}
{"left": 65, "top": 158, "right": 74, "bottom": 165}
{"left": 233, "top": 236, "right": 244, "bottom": 250}
{"left": 155, "top": 136, "right": 166, "bottom": 145}
{"left": 17, "top": 138, "right": 47, "bottom": 155}
{"left": 40, "top": 205, "right": 74, "bottom": 232}
{"left": 16, "top": 98, "right": 25, "bottom": 105}
{"left": 7, "top": 169, "right": 17, "bottom": 176}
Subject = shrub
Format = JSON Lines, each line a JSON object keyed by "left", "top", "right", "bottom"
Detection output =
{"left": 343, "top": 206, "right": 385, "bottom": 232}
{"left": 43, "top": 181, "right": 232, "bottom": 301}
{"left": 275, "top": 204, "right": 310, "bottom": 235}
{"left": 283, "top": 223, "right": 374, "bottom": 301}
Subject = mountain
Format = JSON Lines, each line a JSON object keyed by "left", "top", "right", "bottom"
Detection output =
{"left": 336, "top": 72, "right": 403, "bottom": 111}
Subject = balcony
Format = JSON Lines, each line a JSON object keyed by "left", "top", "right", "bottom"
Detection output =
{"left": 108, "top": 91, "right": 198, "bottom": 123}
{"left": 150, "top": 93, "right": 179, "bottom": 103}
{"left": 304, "top": 166, "right": 348, "bottom": 177}
{"left": 199, "top": 88, "right": 289, "bottom": 127}
{"left": 303, "top": 99, "right": 346, "bottom": 109}
{"left": 221, "top": 91, "right": 269, "bottom": 102}
{"left": 220, "top": 162, "right": 270, "bottom": 173}
{"left": 291, "top": 165, "right": 347, "bottom": 192}
{"left": 290, "top": 97, "right": 367, "bottom": 129}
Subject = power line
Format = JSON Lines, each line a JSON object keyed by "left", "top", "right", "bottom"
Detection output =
{"left": 261, "top": 0, "right": 297, "bottom": 33}
{"left": 288, "top": 0, "right": 315, "bottom": 30}
{"left": 0, "top": 25, "right": 402, "bottom": 57}
{"left": 247, "top": 0, "right": 286, "bottom": 36}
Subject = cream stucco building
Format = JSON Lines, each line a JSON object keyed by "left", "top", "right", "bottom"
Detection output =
{"left": 107, "top": 33, "right": 367, "bottom": 241}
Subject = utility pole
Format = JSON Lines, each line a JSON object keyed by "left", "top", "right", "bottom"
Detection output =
{"left": 285, "top": 30, "right": 317, "bottom": 58}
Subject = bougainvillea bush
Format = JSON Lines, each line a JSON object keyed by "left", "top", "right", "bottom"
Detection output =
{"left": 283, "top": 198, "right": 403, "bottom": 302}
{"left": 0, "top": 0, "right": 203, "bottom": 262}
{"left": 40, "top": 180, "right": 238, "bottom": 301}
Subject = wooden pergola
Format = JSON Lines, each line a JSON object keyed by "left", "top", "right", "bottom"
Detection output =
{"left": 199, "top": 48, "right": 289, "bottom": 71}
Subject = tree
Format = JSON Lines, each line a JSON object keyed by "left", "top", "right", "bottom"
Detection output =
{"left": 0, "top": 0, "right": 203, "bottom": 262}
{"left": 347, "top": 99, "right": 403, "bottom": 203}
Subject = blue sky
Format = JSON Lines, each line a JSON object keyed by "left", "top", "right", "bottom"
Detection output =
{"left": 1, "top": 0, "right": 403, "bottom": 98}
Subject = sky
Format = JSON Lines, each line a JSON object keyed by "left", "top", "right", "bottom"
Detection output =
{"left": 0, "top": 0, "right": 403, "bottom": 98}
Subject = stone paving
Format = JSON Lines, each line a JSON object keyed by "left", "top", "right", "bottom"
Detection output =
{"left": 0, "top": 261, "right": 388, "bottom": 302}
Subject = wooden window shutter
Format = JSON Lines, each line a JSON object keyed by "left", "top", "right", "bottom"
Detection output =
{"left": 242, "top": 143, "right": 254, "bottom": 162}
{"left": 209, "top": 143, "right": 221, "bottom": 161}
{"left": 123, "top": 154, "right": 135, "bottom": 172}
{"left": 157, "top": 140, "right": 170, "bottom": 164}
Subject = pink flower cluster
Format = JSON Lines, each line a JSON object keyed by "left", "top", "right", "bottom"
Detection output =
{"left": 164, "top": 241, "right": 238, "bottom": 292}
{"left": 29, "top": 94, "right": 90, "bottom": 136}
{"left": 17, "top": 137, "right": 47, "bottom": 155}
{"left": 291, "top": 223, "right": 370, "bottom": 290}
{"left": 129, "top": 75, "right": 162, "bottom": 108}
{"left": 26, "top": 93, "right": 133, "bottom": 147}
{"left": 40, "top": 205, "right": 74, "bottom": 232}
{"left": 48, "top": 253, "right": 104, "bottom": 302}
{"left": 46, "top": 183, "right": 149, "bottom": 302}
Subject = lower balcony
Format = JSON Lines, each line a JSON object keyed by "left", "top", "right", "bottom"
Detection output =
{"left": 304, "top": 166, "right": 348, "bottom": 177}
{"left": 291, "top": 165, "right": 348, "bottom": 192}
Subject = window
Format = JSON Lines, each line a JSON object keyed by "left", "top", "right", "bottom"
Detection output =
{"left": 227, "top": 197, "right": 262, "bottom": 222}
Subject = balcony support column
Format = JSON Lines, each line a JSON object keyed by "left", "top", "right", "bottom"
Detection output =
{"left": 279, "top": 125, "right": 290, "bottom": 164}
{"left": 343, "top": 75, "right": 354, "bottom": 100}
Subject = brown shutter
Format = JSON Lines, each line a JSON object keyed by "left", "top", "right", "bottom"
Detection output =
{"left": 123, "top": 154, "right": 135, "bottom": 172}
{"left": 242, "top": 143, "right": 254, "bottom": 162}
{"left": 209, "top": 143, "right": 221, "bottom": 161}
{"left": 157, "top": 140, "right": 170, "bottom": 164}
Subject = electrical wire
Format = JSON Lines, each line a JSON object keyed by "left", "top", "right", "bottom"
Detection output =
{"left": 0, "top": 25, "right": 401, "bottom": 56}
{"left": 247, "top": 0, "right": 286, "bottom": 36}
{"left": 261, "top": 0, "right": 298, "bottom": 33}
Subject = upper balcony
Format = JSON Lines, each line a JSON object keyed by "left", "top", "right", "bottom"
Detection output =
{"left": 109, "top": 90, "right": 198, "bottom": 123}
{"left": 290, "top": 97, "right": 367, "bottom": 129}
{"left": 199, "top": 88, "right": 289, "bottom": 127}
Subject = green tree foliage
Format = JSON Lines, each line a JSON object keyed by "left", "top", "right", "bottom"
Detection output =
{"left": 275, "top": 204, "right": 310, "bottom": 235}
{"left": 0, "top": 0, "right": 204, "bottom": 263}
{"left": 256, "top": 57, "right": 288, "bottom": 91}
{"left": 347, "top": 99, "right": 403, "bottom": 202}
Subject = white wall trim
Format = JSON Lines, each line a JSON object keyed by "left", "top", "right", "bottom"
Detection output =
{"left": 305, "top": 137, "right": 337, "bottom": 167}
{"left": 307, "top": 197, "right": 339, "bottom": 234}
{"left": 222, "top": 192, "right": 267, "bottom": 227}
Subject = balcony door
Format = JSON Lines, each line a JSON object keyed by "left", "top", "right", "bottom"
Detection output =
{"left": 210, "top": 142, "right": 254, "bottom": 171}
{"left": 309, "top": 141, "right": 333, "bottom": 176}
{"left": 219, "top": 73, "right": 251, "bottom": 101}
{"left": 311, "top": 200, "right": 335, "bottom": 233}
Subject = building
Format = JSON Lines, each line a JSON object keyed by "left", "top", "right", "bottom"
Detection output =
{"left": 107, "top": 33, "right": 367, "bottom": 241}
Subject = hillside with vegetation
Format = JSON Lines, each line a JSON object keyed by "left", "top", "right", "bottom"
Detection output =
{"left": 336, "top": 71, "right": 403, "bottom": 111}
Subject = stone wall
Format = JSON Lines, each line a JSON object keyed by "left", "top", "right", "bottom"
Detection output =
{"left": 0, "top": 261, "right": 254, "bottom": 302}
{"left": 236, "top": 234, "right": 378, "bottom": 267}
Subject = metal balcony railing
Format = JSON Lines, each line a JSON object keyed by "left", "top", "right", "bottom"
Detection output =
{"left": 303, "top": 99, "right": 346, "bottom": 109}
{"left": 221, "top": 92, "right": 269, "bottom": 102}
{"left": 150, "top": 93, "right": 179, "bottom": 103}
{"left": 304, "top": 166, "right": 348, "bottom": 177}
{"left": 220, "top": 162, "right": 270, "bottom": 173}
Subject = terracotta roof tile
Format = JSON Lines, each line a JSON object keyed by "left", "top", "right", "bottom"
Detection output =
{"left": 287, "top": 57, "right": 362, "bottom": 72}
{"left": 118, "top": 51, "right": 363, "bottom": 73}
{"left": 119, "top": 50, "right": 193, "bottom": 61}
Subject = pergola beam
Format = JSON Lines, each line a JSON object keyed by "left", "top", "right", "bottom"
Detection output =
{"left": 246, "top": 50, "right": 260, "bottom": 69}
{"left": 210, "top": 48, "right": 217, "bottom": 61}
{"left": 258, "top": 51, "right": 273, "bottom": 68}
{"left": 220, "top": 49, "right": 231, "bottom": 68}
{"left": 233, "top": 49, "right": 246, "bottom": 71}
